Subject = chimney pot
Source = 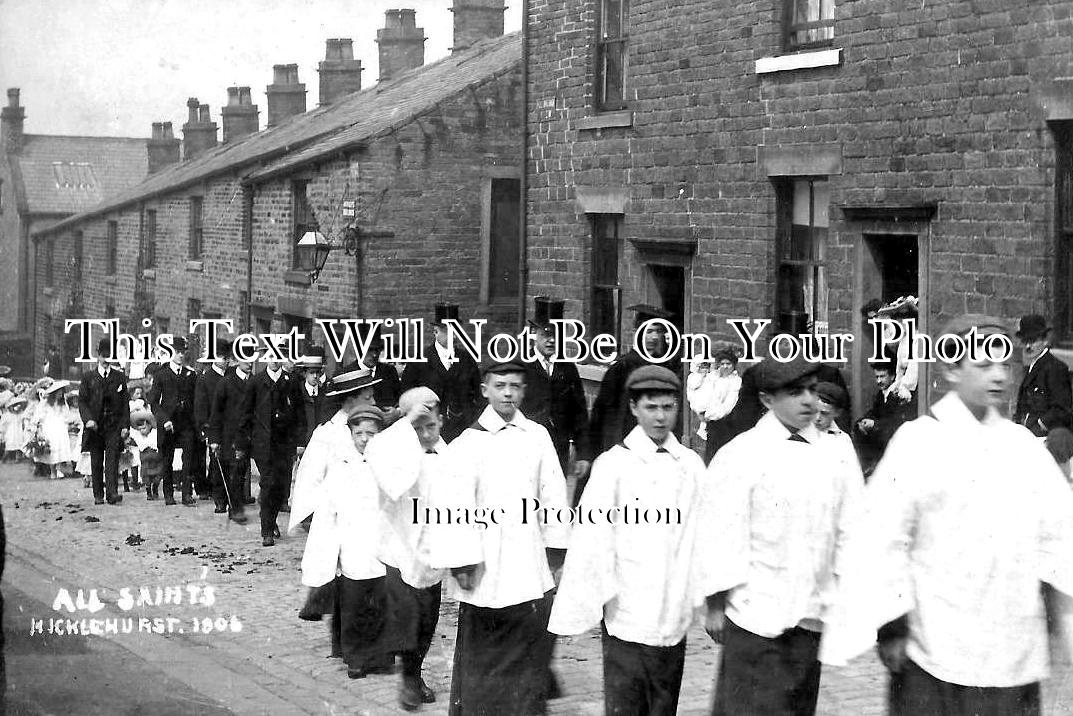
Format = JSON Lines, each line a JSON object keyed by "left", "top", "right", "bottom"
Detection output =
{"left": 239, "top": 87, "right": 253, "bottom": 105}
{"left": 221, "top": 85, "right": 260, "bottom": 142}
{"left": 2, "top": 86, "right": 26, "bottom": 154}
{"left": 319, "top": 38, "right": 362, "bottom": 106}
{"left": 182, "top": 100, "right": 218, "bottom": 160}
{"left": 267, "top": 64, "right": 307, "bottom": 127}
{"left": 198, "top": 104, "right": 211, "bottom": 122}
{"left": 148, "top": 118, "right": 181, "bottom": 173}
{"left": 377, "top": 9, "right": 426, "bottom": 83}
{"left": 227, "top": 87, "right": 240, "bottom": 105}
{"left": 450, "top": 0, "right": 506, "bottom": 54}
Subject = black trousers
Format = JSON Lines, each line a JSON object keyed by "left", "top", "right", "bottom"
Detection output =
{"left": 336, "top": 575, "right": 397, "bottom": 671}
{"left": 383, "top": 568, "right": 442, "bottom": 678}
{"left": 191, "top": 437, "right": 211, "bottom": 497}
{"left": 602, "top": 626, "right": 686, "bottom": 716}
{"left": 890, "top": 660, "right": 1040, "bottom": 716}
{"left": 254, "top": 448, "right": 294, "bottom": 537}
{"left": 449, "top": 592, "right": 555, "bottom": 716}
{"left": 711, "top": 618, "right": 822, "bottom": 716}
{"left": 84, "top": 427, "right": 123, "bottom": 502}
{"left": 158, "top": 427, "right": 195, "bottom": 499}
{"left": 217, "top": 453, "right": 249, "bottom": 512}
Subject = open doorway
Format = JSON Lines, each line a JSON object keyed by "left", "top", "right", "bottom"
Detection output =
{"left": 860, "top": 233, "right": 922, "bottom": 415}
{"left": 645, "top": 264, "right": 686, "bottom": 333}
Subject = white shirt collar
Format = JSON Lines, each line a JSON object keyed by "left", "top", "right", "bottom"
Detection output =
{"left": 212, "top": 364, "right": 226, "bottom": 376}
{"left": 622, "top": 424, "right": 684, "bottom": 460}
{"left": 265, "top": 367, "right": 282, "bottom": 382}
{"left": 930, "top": 391, "right": 1003, "bottom": 428}
{"left": 476, "top": 404, "right": 531, "bottom": 433}
{"left": 170, "top": 362, "right": 183, "bottom": 375}
{"left": 434, "top": 341, "right": 456, "bottom": 368}
{"left": 306, "top": 382, "right": 318, "bottom": 396}
{"left": 235, "top": 366, "right": 249, "bottom": 380}
{"left": 97, "top": 365, "right": 109, "bottom": 378}
{"left": 1028, "top": 347, "right": 1050, "bottom": 373}
{"left": 754, "top": 410, "right": 822, "bottom": 444}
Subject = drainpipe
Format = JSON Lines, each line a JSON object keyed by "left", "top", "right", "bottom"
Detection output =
{"left": 517, "top": 0, "right": 529, "bottom": 329}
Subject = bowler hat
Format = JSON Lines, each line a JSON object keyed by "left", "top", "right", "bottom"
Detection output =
{"left": 97, "top": 338, "right": 113, "bottom": 359}
{"left": 171, "top": 335, "right": 189, "bottom": 352}
{"left": 434, "top": 303, "right": 460, "bottom": 326}
{"left": 752, "top": 355, "right": 819, "bottom": 393}
{"left": 324, "top": 368, "right": 381, "bottom": 397}
{"left": 301, "top": 345, "right": 326, "bottom": 369}
{"left": 1015, "top": 314, "right": 1050, "bottom": 342}
{"left": 625, "top": 365, "right": 681, "bottom": 393}
{"left": 628, "top": 303, "right": 674, "bottom": 326}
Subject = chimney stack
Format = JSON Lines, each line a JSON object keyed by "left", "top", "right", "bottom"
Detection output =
{"left": 148, "top": 121, "right": 180, "bottom": 173}
{"left": 182, "top": 97, "right": 218, "bottom": 160}
{"left": 376, "top": 9, "right": 425, "bottom": 83}
{"left": 450, "top": 0, "right": 505, "bottom": 54}
{"left": 2, "top": 88, "right": 26, "bottom": 155}
{"left": 318, "top": 39, "right": 362, "bottom": 106}
{"left": 221, "top": 86, "right": 259, "bottom": 142}
{"left": 266, "top": 64, "right": 306, "bottom": 128}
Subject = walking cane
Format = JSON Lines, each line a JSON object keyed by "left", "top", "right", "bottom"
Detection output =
{"left": 211, "top": 451, "right": 234, "bottom": 527}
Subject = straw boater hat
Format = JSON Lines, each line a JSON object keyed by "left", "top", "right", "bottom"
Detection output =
{"left": 0, "top": 365, "right": 11, "bottom": 376}
{"left": 300, "top": 345, "right": 327, "bottom": 370}
{"left": 7, "top": 395, "right": 28, "bottom": 410}
{"left": 324, "top": 368, "right": 382, "bottom": 397}
{"left": 43, "top": 380, "right": 71, "bottom": 396}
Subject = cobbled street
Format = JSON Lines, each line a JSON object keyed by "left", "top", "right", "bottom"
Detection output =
{"left": 2, "top": 461, "right": 1070, "bottom": 715}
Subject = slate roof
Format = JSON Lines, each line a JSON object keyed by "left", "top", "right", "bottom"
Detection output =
{"left": 13, "top": 134, "right": 148, "bottom": 215}
{"left": 36, "top": 31, "right": 521, "bottom": 237}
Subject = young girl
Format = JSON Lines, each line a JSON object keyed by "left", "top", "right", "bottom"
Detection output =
{"left": 1, "top": 395, "right": 28, "bottom": 462}
{"left": 65, "top": 389, "right": 83, "bottom": 479}
{"left": 129, "top": 410, "right": 161, "bottom": 500}
{"left": 688, "top": 346, "right": 742, "bottom": 447}
{"left": 36, "top": 381, "right": 75, "bottom": 479}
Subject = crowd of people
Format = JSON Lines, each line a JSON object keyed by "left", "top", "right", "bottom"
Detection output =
{"left": 2, "top": 297, "right": 1072, "bottom": 715}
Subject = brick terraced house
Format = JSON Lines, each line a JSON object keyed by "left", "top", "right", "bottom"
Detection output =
{"left": 32, "top": 2, "right": 521, "bottom": 373}
{"left": 526, "top": 0, "right": 1073, "bottom": 414}
{"left": 0, "top": 89, "right": 148, "bottom": 375}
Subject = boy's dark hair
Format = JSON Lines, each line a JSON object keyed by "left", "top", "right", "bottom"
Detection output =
{"left": 872, "top": 361, "right": 896, "bottom": 375}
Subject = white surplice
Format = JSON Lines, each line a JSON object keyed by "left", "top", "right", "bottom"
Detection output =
{"left": 443, "top": 406, "right": 570, "bottom": 609}
{"left": 288, "top": 410, "right": 350, "bottom": 533}
{"left": 701, "top": 411, "right": 863, "bottom": 638}
{"left": 300, "top": 441, "right": 385, "bottom": 587}
{"left": 364, "top": 418, "right": 481, "bottom": 589}
{"left": 549, "top": 426, "right": 708, "bottom": 646}
{"left": 821, "top": 392, "right": 1073, "bottom": 687}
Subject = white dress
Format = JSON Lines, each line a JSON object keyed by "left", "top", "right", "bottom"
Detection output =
{"left": 38, "top": 403, "right": 75, "bottom": 465}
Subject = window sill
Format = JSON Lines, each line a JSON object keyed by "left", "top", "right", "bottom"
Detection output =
{"left": 142, "top": 269, "right": 156, "bottom": 280}
{"left": 284, "top": 270, "right": 311, "bottom": 287}
{"left": 755, "top": 48, "right": 842, "bottom": 75}
{"left": 42, "top": 287, "right": 54, "bottom": 297}
{"left": 186, "top": 260, "right": 204, "bottom": 272}
{"left": 575, "top": 111, "right": 634, "bottom": 131}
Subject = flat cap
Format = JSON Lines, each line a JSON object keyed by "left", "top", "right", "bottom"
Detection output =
{"left": 625, "top": 365, "right": 681, "bottom": 393}
{"left": 482, "top": 360, "right": 528, "bottom": 376}
{"left": 347, "top": 405, "right": 385, "bottom": 426}
{"left": 752, "top": 355, "right": 819, "bottom": 393}
{"left": 938, "top": 314, "right": 1011, "bottom": 340}
{"left": 815, "top": 381, "right": 849, "bottom": 410}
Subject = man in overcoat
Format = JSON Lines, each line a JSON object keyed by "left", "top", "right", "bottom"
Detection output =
{"left": 79, "top": 337, "right": 130, "bottom": 504}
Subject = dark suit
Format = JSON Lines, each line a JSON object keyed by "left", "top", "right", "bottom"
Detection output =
{"left": 854, "top": 388, "right": 916, "bottom": 478}
{"left": 79, "top": 366, "right": 130, "bottom": 502}
{"left": 238, "top": 370, "right": 302, "bottom": 537}
{"left": 208, "top": 369, "right": 252, "bottom": 512}
{"left": 195, "top": 366, "right": 228, "bottom": 507}
{"left": 147, "top": 362, "right": 198, "bottom": 501}
{"left": 1014, "top": 350, "right": 1073, "bottom": 437}
{"left": 295, "top": 379, "right": 329, "bottom": 447}
{"left": 399, "top": 347, "right": 482, "bottom": 442}
{"left": 521, "top": 360, "right": 590, "bottom": 471}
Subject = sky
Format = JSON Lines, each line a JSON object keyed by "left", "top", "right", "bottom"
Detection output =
{"left": 0, "top": 0, "right": 522, "bottom": 138}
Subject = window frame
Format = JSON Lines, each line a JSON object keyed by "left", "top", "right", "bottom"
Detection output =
{"left": 590, "top": 213, "right": 622, "bottom": 344}
{"left": 775, "top": 177, "right": 830, "bottom": 334}
{"left": 486, "top": 177, "right": 522, "bottom": 306}
{"left": 783, "top": 0, "right": 836, "bottom": 52}
{"left": 595, "top": 0, "right": 628, "bottom": 112}
{"left": 189, "top": 196, "right": 204, "bottom": 260}
{"left": 291, "top": 180, "right": 318, "bottom": 270}
{"left": 106, "top": 220, "right": 118, "bottom": 275}
{"left": 1054, "top": 124, "right": 1073, "bottom": 341}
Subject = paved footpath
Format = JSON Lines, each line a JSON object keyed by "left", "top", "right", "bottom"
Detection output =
{"left": 1, "top": 461, "right": 1070, "bottom": 715}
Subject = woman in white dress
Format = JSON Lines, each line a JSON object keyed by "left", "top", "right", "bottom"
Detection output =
{"left": 37, "top": 381, "right": 75, "bottom": 478}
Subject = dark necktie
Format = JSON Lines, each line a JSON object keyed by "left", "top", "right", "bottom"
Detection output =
{"left": 656, "top": 447, "right": 669, "bottom": 453}
{"left": 425, "top": 449, "right": 437, "bottom": 455}
{"left": 788, "top": 433, "right": 809, "bottom": 444}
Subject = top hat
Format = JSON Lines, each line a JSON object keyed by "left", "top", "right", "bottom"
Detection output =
{"left": 1015, "top": 314, "right": 1050, "bottom": 342}
{"left": 433, "top": 303, "right": 460, "bottom": 326}
{"left": 324, "top": 368, "right": 382, "bottom": 397}
{"left": 527, "top": 296, "right": 565, "bottom": 332}
{"left": 96, "top": 337, "right": 114, "bottom": 359}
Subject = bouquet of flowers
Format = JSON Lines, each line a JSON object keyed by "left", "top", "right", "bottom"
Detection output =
{"left": 24, "top": 433, "right": 50, "bottom": 460}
